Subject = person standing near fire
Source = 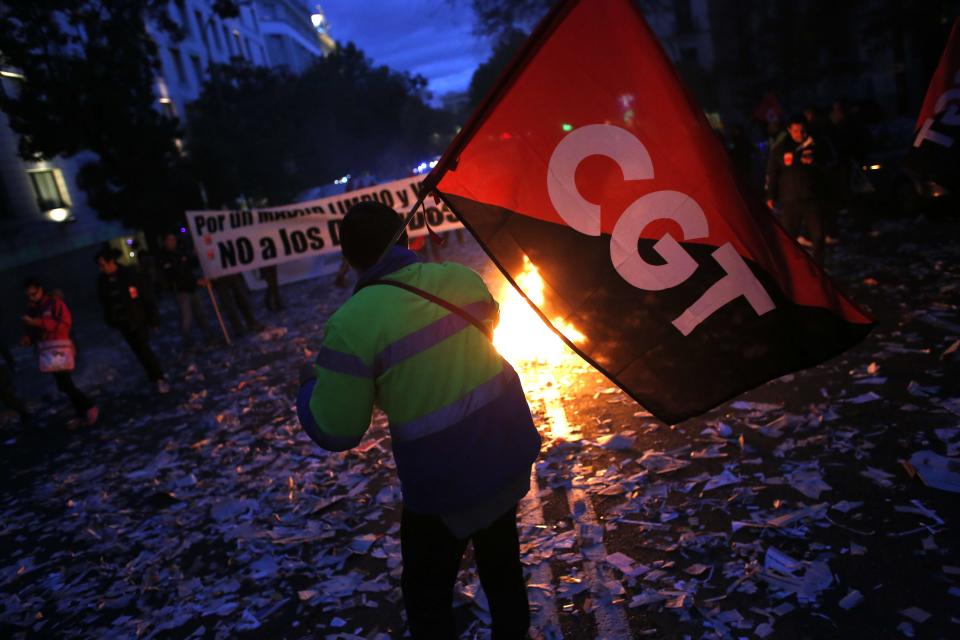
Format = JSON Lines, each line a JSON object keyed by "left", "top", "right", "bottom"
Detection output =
{"left": 296, "top": 201, "right": 540, "bottom": 639}
{"left": 157, "top": 232, "right": 214, "bottom": 352}
{"left": 766, "top": 115, "right": 830, "bottom": 265}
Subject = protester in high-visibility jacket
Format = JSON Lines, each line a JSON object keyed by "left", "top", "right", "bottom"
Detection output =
{"left": 297, "top": 201, "right": 540, "bottom": 639}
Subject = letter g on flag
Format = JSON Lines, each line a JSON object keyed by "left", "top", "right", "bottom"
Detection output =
{"left": 547, "top": 124, "right": 775, "bottom": 336}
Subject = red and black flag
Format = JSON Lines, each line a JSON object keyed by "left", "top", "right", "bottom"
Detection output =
{"left": 908, "top": 17, "right": 960, "bottom": 195}
{"left": 425, "top": 0, "right": 873, "bottom": 424}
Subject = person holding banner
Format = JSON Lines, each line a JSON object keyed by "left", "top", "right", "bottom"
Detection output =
{"left": 296, "top": 202, "right": 539, "bottom": 639}
{"left": 157, "top": 232, "right": 214, "bottom": 352}
{"left": 211, "top": 275, "right": 264, "bottom": 338}
{"left": 95, "top": 247, "right": 170, "bottom": 394}
{"left": 260, "top": 265, "right": 285, "bottom": 313}
{"left": 20, "top": 278, "right": 98, "bottom": 427}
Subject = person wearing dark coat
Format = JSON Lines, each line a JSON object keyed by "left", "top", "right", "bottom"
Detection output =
{"left": 95, "top": 247, "right": 169, "bottom": 393}
{"left": 260, "top": 265, "right": 284, "bottom": 312}
{"left": 212, "top": 274, "right": 264, "bottom": 338}
{"left": 765, "top": 116, "right": 829, "bottom": 265}
{"left": 157, "top": 233, "right": 212, "bottom": 350}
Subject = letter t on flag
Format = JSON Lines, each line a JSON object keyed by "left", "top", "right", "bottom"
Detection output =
{"left": 425, "top": 0, "right": 873, "bottom": 424}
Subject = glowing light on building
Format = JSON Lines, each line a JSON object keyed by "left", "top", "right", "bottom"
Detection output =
{"left": 47, "top": 207, "right": 70, "bottom": 223}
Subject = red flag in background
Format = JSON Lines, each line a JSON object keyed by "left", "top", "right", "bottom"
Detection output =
{"left": 426, "top": 0, "right": 873, "bottom": 423}
{"left": 907, "top": 18, "right": 960, "bottom": 194}
{"left": 914, "top": 18, "right": 960, "bottom": 136}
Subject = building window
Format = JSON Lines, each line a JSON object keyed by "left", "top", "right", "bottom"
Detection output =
{"left": 195, "top": 10, "right": 211, "bottom": 57}
{"left": 190, "top": 54, "right": 204, "bottom": 85}
{"left": 212, "top": 18, "right": 224, "bottom": 52}
{"left": 172, "top": 2, "right": 191, "bottom": 36}
{"left": 169, "top": 47, "right": 187, "bottom": 85}
{"left": 159, "top": 98, "right": 177, "bottom": 120}
{"left": 29, "top": 169, "right": 67, "bottom": 211}
{"left": 223, "top": 25, "right": 234, "bottom": 56}
{"left": 232, "top": 31, "right": 246, "bottom": 59}
{"left": 0, "top": 70, "right": 25, "bottom": 99}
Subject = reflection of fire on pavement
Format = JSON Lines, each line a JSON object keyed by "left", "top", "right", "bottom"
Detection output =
{"left": 494, "top": 257, "right": 633, "bottom": 638}
{"left": 493, "top": 256, "right": 588, "bottom": 442}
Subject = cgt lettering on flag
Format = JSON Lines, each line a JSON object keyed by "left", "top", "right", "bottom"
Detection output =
{"left": 428, "top": 0, "right": 873, "bottom": 423}
{"left": 914, "top": 71, "right": 960, "bottom": 149}
{"left": 547, "top": 123, "right": 775, "bottom": 336}
{"left": 913, "top": 17, "right": 960, "bottom": 152}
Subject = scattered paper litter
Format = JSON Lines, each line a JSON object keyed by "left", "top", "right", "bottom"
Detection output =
{"left": 839, "top": 590, "right": 864, "bottom": 610}
{"left": 637, "top": 450, "right": 690, "bottom": 474}
{"left": 758, "top": 548, "right": 832, "bottom": 603}
{"left": 900, "top": 607, "right": 931, "bottom": 624}
{"left": 861, "top": 466, "right": 897, "bottom": 488}
{"left": 846, "top": 392, "right": 882, "bottom": 404}
{"left": 785, "top": 467, "right": 832, "bottom": 499}
{"left": 702, "top": 469, "right": 740, "bottom": 492}
{"left": 596, "top": 433, "right": 636, "bottom": 450}
{"left": 905, "top": 450, "right": 960, "bottom": 493}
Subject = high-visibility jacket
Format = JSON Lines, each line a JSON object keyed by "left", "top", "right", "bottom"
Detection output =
{"left": 297, "top": 247, "right": 541, "bottom": 514}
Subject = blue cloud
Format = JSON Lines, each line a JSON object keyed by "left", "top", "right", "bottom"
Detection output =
{"left": 322, "top": 0, "right": 491, "bottom": 96}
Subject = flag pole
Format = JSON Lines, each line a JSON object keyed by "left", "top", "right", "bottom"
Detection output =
{"left": 372, "top": 174, "right": 437, "bottom": 266}
{"left": 205, "top": 281, "right": 232, "bottom": 346}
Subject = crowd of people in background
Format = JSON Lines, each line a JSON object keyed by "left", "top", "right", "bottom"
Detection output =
{"left": 0, "top": 96, "right": 895, "bottom": 429}
{"left": 0, "top": 230, "right": 284, "bottom": 430}
{"left": 723, "top": 98, "right": 874, "bottom": 267}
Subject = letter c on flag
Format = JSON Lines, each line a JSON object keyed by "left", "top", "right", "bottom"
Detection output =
{"left": 547, "top": 124, "right": 654, "bottom": 236}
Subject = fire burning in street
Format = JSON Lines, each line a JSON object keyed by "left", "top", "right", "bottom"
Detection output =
{"left": 493, "top": 256, "right": 585, "bottom": 365}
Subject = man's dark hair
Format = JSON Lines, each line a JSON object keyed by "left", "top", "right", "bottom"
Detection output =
{"left": 339, "top": 201, "right": 408, "bottom": 271}
{"left": 94, "top": 245, "right": 121, "bottom": 263}
{"left": 23, "top": 277, "right": 42, "bottom": 290}
{"left": 787, "top": 114, "right": 806, "bottom": 128}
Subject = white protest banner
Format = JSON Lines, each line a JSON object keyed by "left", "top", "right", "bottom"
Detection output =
{"left": 185, "top": 177, "right": 462, "bottom": 279}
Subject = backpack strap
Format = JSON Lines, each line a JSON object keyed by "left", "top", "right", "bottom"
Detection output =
{"left": 364, "top": 279, "right": 494, "bottom": 341}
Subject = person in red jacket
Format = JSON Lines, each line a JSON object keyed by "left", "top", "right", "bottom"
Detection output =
{"left": 21, "top": 278, "right": 98, "bottom": 427}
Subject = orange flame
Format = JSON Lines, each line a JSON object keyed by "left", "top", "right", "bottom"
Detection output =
{"left": 493, "top": 256, "right": 585, "bottom": 364}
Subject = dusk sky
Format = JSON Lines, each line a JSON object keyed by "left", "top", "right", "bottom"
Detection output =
{"left": 321, "top": 0, "right": 493, "bottom": 99}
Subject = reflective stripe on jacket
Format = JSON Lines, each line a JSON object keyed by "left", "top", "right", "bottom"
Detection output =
{"left": 297, "top": 249, "right": 541, "bottom": 514}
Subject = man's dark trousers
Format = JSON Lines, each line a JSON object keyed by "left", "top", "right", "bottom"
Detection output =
{"left": 120, "top": 328, "right": 163, "bottom": 381}
{"left": 52, "top": 371, "right": 93, "bottom": 416}
{"left": 781, "top": 200, "right": 825, "bottom": 265}
{"left": 401, "top": 505, "right": 529, "bottom": 639}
